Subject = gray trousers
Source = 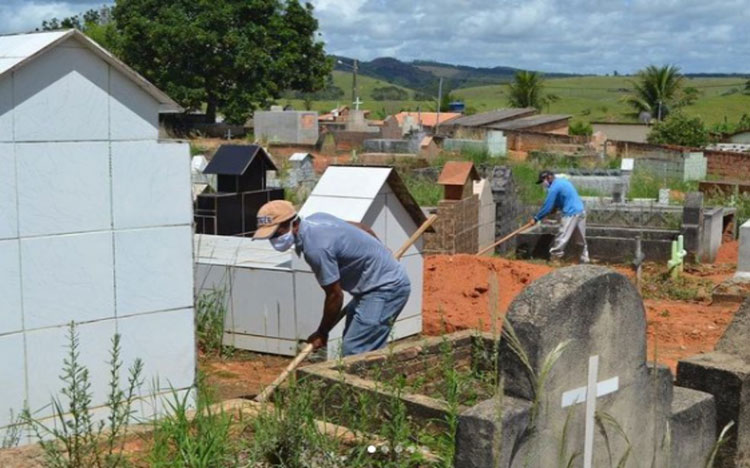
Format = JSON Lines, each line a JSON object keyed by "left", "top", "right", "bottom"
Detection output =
{"left": 550, "top": 212, "right": 589, "bottom": 262}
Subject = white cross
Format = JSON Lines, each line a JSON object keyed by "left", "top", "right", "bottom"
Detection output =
{"left": 560, "top": 355, "right": 619, "bottom": 468}
{"left": 353, "top": 97, "right": 363, "bottom": 111}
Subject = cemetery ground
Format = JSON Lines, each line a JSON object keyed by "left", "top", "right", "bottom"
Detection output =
{"left": 2, "top": 244, "right": 740, "bottom": 467}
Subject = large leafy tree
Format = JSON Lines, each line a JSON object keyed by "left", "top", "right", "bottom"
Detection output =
{"left": 623, "top": 65, "right": 684, "bottom": 120}
{"left": 647, "top": 112, "right": 709, "bottom": 147}
{"left": 506, "top": 70, "right": 559, "bottom": 110}
{"left": 113, "top": 0, "right": 331, "bottom": 123}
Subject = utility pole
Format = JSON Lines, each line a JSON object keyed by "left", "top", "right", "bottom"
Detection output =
{"left": 352, "top": 59, "right": 358, "bottom": 106}
{"left": 435, "top": 77, "right": 443, "bottom": 135}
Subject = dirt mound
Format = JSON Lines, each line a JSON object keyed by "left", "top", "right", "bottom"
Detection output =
{"left": 423, "top": 255, "right": 552, "bottom": 335}
{"left": 422, "top": 254, "right": 739, "bottom": 373}
{"left": 715, "top": 239, "right": 738, "bottom": 265}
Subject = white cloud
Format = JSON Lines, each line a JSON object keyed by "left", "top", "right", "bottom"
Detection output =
{"left": 310, "top": 0, "right": 750, "bottom": 73}
{"left": 1, "top": 0, "right": 746, "bottom": 74}
{"left": 0, "top": 1, "right": 107, "bottom": 34}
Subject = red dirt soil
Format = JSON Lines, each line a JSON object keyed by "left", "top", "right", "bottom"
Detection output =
{"left": 423, "top": 240, "right": 741, "bottom": 373}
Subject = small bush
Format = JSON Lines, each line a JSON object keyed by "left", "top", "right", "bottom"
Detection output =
{"left": 23, "top": 323, "right": 143, "bottom": 468}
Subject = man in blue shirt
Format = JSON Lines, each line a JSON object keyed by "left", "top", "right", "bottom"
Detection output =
{"left": 254, "top": 200, "right": 411, "bottom": 356}
{"left": 531, "top": 170, "right": 590, "bottom": 263}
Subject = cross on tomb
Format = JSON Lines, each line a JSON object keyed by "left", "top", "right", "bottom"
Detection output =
{"left": 353, "top": 97, "right": 363, "bottom": 110}
{"left": 560, "top": 355, "right": 619, "bottom": 468}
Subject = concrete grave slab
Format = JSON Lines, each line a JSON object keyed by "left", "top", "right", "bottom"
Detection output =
{"left": 677, "top": 298, "right": 750, "bottom": 466}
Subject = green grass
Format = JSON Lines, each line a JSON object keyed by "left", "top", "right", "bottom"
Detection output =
{"left": 283, "top": 73, "right": 750, "bottom": 127}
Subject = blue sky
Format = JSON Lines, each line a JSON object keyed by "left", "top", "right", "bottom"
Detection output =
{"left": 2, "top": 0, "right": 748, "bottom": 74}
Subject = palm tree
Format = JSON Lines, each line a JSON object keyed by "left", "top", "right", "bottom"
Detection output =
{"left": 622, "top": 65, "right": 684, "bottom": 121}
{"left": 506, "top": 71, "right": 559, "bottom": 110}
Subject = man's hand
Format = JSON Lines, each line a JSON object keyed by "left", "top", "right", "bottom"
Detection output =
{"left": 307, "top": 331, "right": 328, "bottom": 350}
{"left": 530, "top": 217, "right": 539, "bottom": 226}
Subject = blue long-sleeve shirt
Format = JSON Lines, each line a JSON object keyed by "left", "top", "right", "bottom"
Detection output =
{"left": 534, "top": 178, "right": 585, "bottom": 221}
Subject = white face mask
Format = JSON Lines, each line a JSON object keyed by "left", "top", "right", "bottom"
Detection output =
{"left": 270, "top": 231, "right": 295, "bottom": 252}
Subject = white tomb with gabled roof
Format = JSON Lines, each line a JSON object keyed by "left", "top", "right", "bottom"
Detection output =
{"left": 0, "top": 29, "right": 194, "bottom": 439}
{"left": 195, "top": 165, "right": 426, "bottom": 359}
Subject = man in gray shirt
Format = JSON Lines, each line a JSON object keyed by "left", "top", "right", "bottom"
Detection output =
{"left": 254, "top": 200, "right": 411, "bottom": 356}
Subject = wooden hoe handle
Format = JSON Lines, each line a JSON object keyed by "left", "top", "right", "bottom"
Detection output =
{"left": 254, "top": 214, "right": 438, "bottom": 403}
{"left": 476, "top": 220, "right": 535, "bottom": 257}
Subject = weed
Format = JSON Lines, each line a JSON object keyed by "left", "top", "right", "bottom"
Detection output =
{"left": 23, "top": 323, "right": 143, "bottom": 468}
{"left": 705, "top": 420, "right": 735, "bottom": 468}
{"left": 195, "top": 287, "right": 228, "bottom": 356}
{"left": 640, "top": 269, "right": 712, "bottom": 301}
{"left": 401, "top": 174, "right": 443, "bottom": 206}
{"left": 249, "top": 377, "right": 341, "bottom": 467}
{"left": 148, "top": 383, "right": 236, "bottom": 468}
{"left": 1, "top": 410, "right": 25, "bottom": 449}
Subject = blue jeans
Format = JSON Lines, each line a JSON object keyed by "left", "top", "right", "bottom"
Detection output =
{"left": 341, "top": 280, "right": 411, "bottom": 356}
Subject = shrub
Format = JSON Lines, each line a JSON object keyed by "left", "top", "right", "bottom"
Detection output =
{"left": 23, "top": 323, "right": 143, "bottom": 468}
{"left": 647, "top": 112, "right": 709, "bottom": 147}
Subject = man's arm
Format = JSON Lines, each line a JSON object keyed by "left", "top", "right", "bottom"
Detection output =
{"left": 534, "top": 186, "right": 558, "bottom": 221}
{"left": 307, "top": 281, "right": 344, "bottom": 349}
{"left": 347, "top": 221, "right": 378, "bottom": 239}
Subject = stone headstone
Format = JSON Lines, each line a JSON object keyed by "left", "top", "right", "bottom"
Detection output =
{"left": 658, "top": 188, "right": 670, "bottom": 205}
{"left": 457, "top": 266, "right": 677, "bottom": 467}
{"left": 735, "top": 219, "right": 750, "bottom": 281}
{"left": 715, "top": 298, "right": 750, "bottom": 362}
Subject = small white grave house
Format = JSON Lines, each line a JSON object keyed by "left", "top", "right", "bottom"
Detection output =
{"left": 0, "top": 30, "right": 195, "bottom": 439}
{"left": 195, "top": 166, "right": 427, "bottom": 359}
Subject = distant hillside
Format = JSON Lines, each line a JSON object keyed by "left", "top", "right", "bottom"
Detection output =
{"left": 333, "top": 56, "right": 579, "bottom": 92}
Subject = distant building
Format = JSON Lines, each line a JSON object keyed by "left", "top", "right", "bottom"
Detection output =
{"left": 591, "top": 122, "right": 651, "bottom": 143}
{"left": 254, "top": 110, "right": 319, "bottom": 145}
{"left": 382, "top": 111, "right": 462, "bottom": 137}
{"left": 446, "top": 108, "right": 537, "bottom": 138}
{"left": 725, "top": 130, "right": 750, "bottom": 145}
{"left": 486, "top": 114, "right": 571, "bottom": 134}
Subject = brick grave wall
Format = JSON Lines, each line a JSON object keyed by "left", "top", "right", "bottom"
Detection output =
{"left": 505, "top": 130, "right": 588, "bottom": 153}
{"left": 704, "top": 149, "right": 750, "bottom": 180}
{"left": 424, "top": 195, "right": 479, "bottom": 254}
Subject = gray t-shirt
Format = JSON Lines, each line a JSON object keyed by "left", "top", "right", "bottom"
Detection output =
{"left": 297, "top": 212, "right": 409, "bottom": 295}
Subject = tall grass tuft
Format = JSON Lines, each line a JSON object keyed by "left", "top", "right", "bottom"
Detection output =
{"left": 195, "top": 287, "right": 228, "bottom": 356}
{"left": 147, "top": 383, "right": 236, "bottom": 468}
{"left": 705, "top": 420, "right": 735, "bottom": 468}
{"left": 23, "top": 322, "right": 143, "bottom": 468}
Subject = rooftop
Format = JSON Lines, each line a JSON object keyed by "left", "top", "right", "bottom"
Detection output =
{"left": 203, "top": 144, "right": 277, "bottom": 175}
{"left": 0, "top": 29, "right": 180, "bottom": 112}
{"left": 447, "top": 108, "right": 537, "bottom": 128}
{"left": 394, "top": 111, "right": 461, "bottom": 128}
{"left": 487, "top": 114, "right": 571, "bottom": 131}
{"left": 438, "top": 161, "right": 480, "bottom": 186}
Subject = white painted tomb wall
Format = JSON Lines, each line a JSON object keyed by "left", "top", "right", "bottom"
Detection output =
{"left": 0, "top": 31, "right": 194, "bottom": 441}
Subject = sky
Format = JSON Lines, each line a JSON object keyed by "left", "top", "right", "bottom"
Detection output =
{"left": 1, "top": 0, "right": 748, "bottom": 74}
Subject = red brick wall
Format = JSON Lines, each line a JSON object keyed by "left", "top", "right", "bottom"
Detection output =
{"left": 505, "top": 130, "right": 587, "bottom": 152}
{"left": 704, "top": 150, "right": 750, "bottom": 180}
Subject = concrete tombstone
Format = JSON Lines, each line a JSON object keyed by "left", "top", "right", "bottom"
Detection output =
{"left": 456, "top": 266, "right": 673, "bottom": 467}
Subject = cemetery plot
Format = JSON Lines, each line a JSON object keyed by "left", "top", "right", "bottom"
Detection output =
{"left": 299, "top": 331, "right": 501, "bottom": 428}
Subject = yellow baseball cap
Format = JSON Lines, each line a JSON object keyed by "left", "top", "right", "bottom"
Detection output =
{"left": 253, "top": 200, "right": 297, "bottom": 239}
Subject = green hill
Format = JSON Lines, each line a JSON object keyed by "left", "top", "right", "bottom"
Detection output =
{"left": 282, "top": 73, "right": 749, "bottom": 127}
{"left": 453, "top": 76, "right": 750, "bottom": 126}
